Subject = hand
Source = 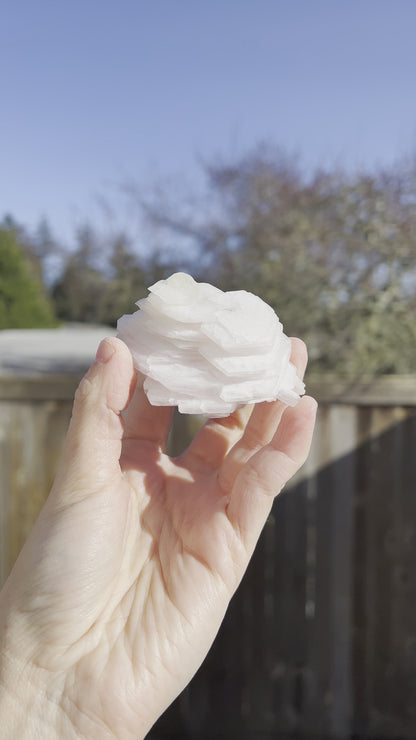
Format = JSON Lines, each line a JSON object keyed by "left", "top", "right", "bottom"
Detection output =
{"left": 0, "top": 337, "right": 317, "bottom": 739}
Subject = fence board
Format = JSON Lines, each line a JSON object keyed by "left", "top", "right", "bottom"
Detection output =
{"left": 0, "top": 399, "right": 73, "bottom": 575}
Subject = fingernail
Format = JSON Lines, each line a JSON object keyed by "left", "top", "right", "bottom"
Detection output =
{"left": 96, "top": 339, "right": 116, "bottom": 364}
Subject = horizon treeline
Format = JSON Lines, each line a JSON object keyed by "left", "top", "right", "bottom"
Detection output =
{"left": 1, "top": 146, "right": 415, "bottom": 374}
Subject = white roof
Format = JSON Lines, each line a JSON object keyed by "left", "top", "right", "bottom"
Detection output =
{"left": 0, "top": 324, "right": 117, "bottom": 374}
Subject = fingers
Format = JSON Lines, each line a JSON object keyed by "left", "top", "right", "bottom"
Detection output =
{"left": 180, "top": 405, "right": 253, "bottom": 472}
{"left": 288, "top": 336, "right": 308, "bottom": 380}
{"left": 227, "top": 395, "right": 318, "bottom": 556}
{"left": 182, "top": 337, "right": 307, "bottom": 476}
{"left": 52, "top": 337, "right": 135, "bottom": 494}
{"left": 236, "top": 338, "right": 307, "bottom": 447}
{"left": 217, "top": 338, "right": 308, "bottom": 491}
{"left": 121, "top": 375, "right": 174, "bottom": 450}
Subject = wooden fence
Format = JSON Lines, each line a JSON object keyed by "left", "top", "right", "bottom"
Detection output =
{"left": 1, "top": 372, "right": 416, "bottom": 739}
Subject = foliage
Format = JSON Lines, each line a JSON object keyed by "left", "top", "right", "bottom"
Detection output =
{"left": 0, "top": 227, "right": 58, "bottom": 329}
{"left": 2, "top": 147, "right": 415, "bottom": 373}
{"left": 51, "top": 225, "right": 150, "bottom": 326}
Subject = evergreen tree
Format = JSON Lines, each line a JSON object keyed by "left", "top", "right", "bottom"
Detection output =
{"left": 0, "top": 228, "right": 57, "bottom": 329}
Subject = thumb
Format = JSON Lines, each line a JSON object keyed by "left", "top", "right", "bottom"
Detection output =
{"left": 52, "top": 337, "right": 135, "bottom": 497}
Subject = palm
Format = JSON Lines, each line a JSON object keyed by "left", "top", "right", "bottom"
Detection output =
{"left": 1, "top": 338, "right": 316, "bottom": 738}
{"left": 67, "top": 438, "right": 252, "bottom": 733}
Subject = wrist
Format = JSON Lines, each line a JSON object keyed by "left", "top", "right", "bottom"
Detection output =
{"left": 0, "top": 620, "right": 123, "bottom": 739}
{"left": 0, "top": 675, "right": 57, "bottom": 739}
{"left": 0, "top": 614, "right": 67, "bottom": 739}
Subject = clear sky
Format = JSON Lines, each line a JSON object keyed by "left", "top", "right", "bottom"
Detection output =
{"left": 2, "top": 0, "right": 416, "bottom": 244}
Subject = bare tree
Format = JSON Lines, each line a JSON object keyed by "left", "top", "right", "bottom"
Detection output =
{"left": 128, "top": 146, "right": 416, "bottom": 374}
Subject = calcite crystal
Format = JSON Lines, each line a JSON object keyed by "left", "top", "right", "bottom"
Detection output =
{"left": 117, "top": 272, "right": 305, "bottom": 417}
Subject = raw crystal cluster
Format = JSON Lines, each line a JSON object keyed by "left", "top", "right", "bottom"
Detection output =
{"left": 117, "top": 272, "right": 305, "bottom": 417}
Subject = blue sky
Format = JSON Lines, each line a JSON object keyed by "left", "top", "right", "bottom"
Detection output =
{"left": 2, "top": 0, "right": 416, "bottom": 244}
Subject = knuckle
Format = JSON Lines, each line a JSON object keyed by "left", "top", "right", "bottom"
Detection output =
{"left": 75, "top": 376, "right": 93, "bottom": 403}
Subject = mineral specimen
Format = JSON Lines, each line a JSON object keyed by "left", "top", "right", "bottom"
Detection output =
{"left": 117, "top": 272, "right": 305, "bottom": 417}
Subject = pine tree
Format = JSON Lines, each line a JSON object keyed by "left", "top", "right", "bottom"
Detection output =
{"left": 0, "top": 228, "right": 57, "bottom": 329}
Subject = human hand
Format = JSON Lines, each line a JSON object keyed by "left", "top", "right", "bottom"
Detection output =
{"left": 0, "top": 337, "right": 317, "bottom": 739}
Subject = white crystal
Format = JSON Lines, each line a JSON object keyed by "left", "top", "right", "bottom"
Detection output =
{"left": 117, "top": 272, "right": 305, "bottom": 417}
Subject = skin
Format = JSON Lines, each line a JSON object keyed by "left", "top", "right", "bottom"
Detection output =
{"left": 0, "top": 336, "right": 317, "bottom": 739}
